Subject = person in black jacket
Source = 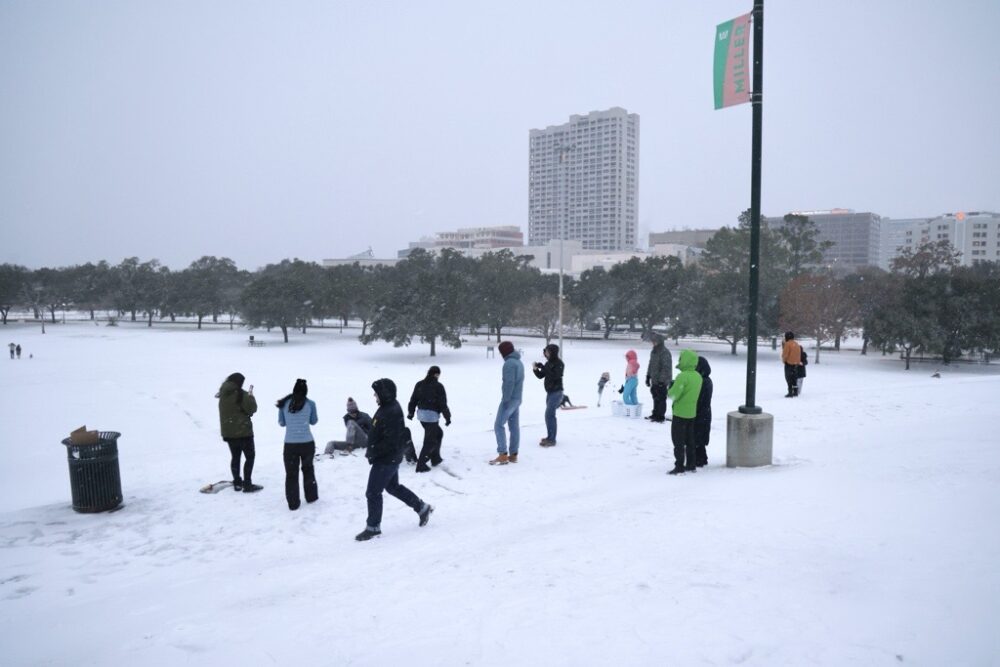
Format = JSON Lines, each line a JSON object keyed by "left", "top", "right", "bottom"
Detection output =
{"left": 694, "top": 356, "right": 713, "bottom": 467}
{"left": 407, "top": 365, "right": 452, "bottom": 472}
{"left": 532, "top": 343, "right": 565, "bottom": 447}
{"left": 356, "top": 378, "right": 433, "bottom": 541}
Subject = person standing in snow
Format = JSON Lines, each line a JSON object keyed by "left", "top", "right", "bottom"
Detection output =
{"left": 276, "top": 379, "right": 318, "bottom": 510}
{"left": 622, "top": 349, "right": 640, "bottom": 405}
{"left": 797, "top": 348, "right": 808, "bottom": 396}
{"left": 8, "top": 343, "right": 14, "bottom": 359}
{"left": 407, "top": 365, "right": 452, "bottom": 472}
{"left": 356, "top": 378, "right": 433, "bottom": 541}
{"left": 781, "top": 331, "right": 803, "bottom": 397}
{"left": 667, "top": 350, "right": 703, "bottom": 475}
{"left": 694, "top": 356, "right": 713, "bottom": 468}
{"left": 15, "top": 344, "right": 21, "bottom": 359}
{"left": 216, "top": 372, "right": 262, "bottom": 493}
{"left": 645, "top": 333, "right": 673, "bottom": 422}
{"left": 324, "top": 397, "right": 373, "bottom": 455}
{"left": 491, "top": 341, "right": 524, "bottom": 465}
{"left": 532, "top": 343, "right": 564, "bottom": 448}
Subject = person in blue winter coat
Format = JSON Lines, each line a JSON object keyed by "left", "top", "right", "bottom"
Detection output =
{"left": 277, "top": 379, "right": 319, "bottom": 510}
{"left": 356, "top": 378, "right": 433, "bottom": 541}
{"left": 491, "top": 341, "right": 524, "bottom": 465}
{"left": 694, "top": 356, "right": 713, "bottom": 468}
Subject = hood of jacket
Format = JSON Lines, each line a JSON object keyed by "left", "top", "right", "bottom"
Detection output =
{"left": 695, "top": 356, "right": 712, "bottom": 377}
{"left": 218, "top": 380, "right": 241, "bottom": 397}
{"left": 625, "top": 349, "right": 637, "bottom": 361}
{"left": 372, "top": 378, "right": 397, "bottom": 405}
{"left": 676, "top": 349, "right": 699, "bottom": 372}
{"left": 544, "top": 343, "right": 560, "bottom": 359}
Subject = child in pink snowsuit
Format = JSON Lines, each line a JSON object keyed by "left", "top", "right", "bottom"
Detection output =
{"left": 623, "top": 350, "right": 640, "bottom": 405}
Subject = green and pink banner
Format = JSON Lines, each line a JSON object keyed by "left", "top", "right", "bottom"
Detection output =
{"left": 713, "top": 12, "right": 751, "bottom": 109}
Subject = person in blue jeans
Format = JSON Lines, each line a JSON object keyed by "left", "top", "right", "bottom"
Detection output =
{"left": 490, "top": 341, "right": 524, "bottom": 465}
{"left": 277, "top": 378, "right": 319, "bottom": 510}
{"left": 532, "top": 343, "right": 565, "bottom": 448}
{"left": 355, "top": 378, "right": 433, "bottom": 541}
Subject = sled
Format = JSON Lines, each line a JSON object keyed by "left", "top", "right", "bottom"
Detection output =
{"left": 200, "top": 480, "right": 233, "bottom": 494}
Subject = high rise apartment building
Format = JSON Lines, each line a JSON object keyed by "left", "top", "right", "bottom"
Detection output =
{"left": 883, "top": 211, "right": 1000, "bottom": 267}
{"left": 529, "top": 107, "right": 639, "bottom": 251}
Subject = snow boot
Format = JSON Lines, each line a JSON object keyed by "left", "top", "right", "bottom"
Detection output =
{"left": 668, "top": 466, "right": 686, "bottom": 475}
{"left": 489, "top": 453, "right": 509, "bottom": 465}
{"left": 355, "top": 526, "right": 381, "bottom": 541}
{"left": 539, "top": 439, "right": 555, "bottom": 447}
{"left": 415, "top": 461, "right": 431, "bottom": 473}
{"left": 418, "top": 503, "right": 433, "bottom": 527}
{"left": 508, "top": 453, "right": 518, "bottom": 463}
{"left": 242, "top": 483, "right": 263, "bottom": 493}
{"left": 233, "top": 478, "right": 244, "bottom": 492}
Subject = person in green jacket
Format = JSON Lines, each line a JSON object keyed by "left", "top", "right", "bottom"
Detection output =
{"left": 216, "top": 372, "right": 262, "bottom": 493}
{"left": 667, "top": 350, "right": 703, "bottom": 475}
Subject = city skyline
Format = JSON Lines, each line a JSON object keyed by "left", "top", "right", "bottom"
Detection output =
{"left": 2, "top": 1, "right": 998, "bottom": 270}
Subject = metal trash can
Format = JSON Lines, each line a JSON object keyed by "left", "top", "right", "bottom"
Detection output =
{"left": 60, "top": 431, "right": 123, "bottom": 513}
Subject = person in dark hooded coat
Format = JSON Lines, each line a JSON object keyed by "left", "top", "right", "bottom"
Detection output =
{"left": 407, "top": 365, "right": 452, "bottom": 472}
{"left": 356, "top": 378, "right": 434, "bottom": 541}
{"left": 694, "top": 356, "right": 713, "bottom": 468}
{"left": 532, "top": 343, "right": 564, "bottom": 447}
{"left": 216, "top": 372, "right": 262, "bottom": 493}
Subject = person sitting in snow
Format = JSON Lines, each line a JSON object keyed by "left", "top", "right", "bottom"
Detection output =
{"left": 324, "top": 397, "right": 373, "bottom": 455}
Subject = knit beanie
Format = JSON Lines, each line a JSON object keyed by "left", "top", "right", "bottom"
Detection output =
{"left": 346, "top": 397, "right": 358, "bottom": 412}
{"left": 498, "top": 341, "right": 515, "bottom": 358}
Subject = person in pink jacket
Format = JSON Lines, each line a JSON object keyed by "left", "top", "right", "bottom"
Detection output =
{"left": 622, "top": 349, "right": 640, "bottom": 405}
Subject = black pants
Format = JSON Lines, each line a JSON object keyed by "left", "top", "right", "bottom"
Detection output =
{"left": 365, "top": 462, "right": 422, "bottom": 529}
{"left": 670, "top": 417, "right": 697, "bottom": 470}
{"left": 284, "top": 441, "right": 318, "bottom": 509}
{"left": 226, "top": 437, "right": 255, "bottom": 483}
{"left": 694, "top": 420, "right": 710, "bottom": 467}
{"left": 650, "top": 382, "right": 668, "bottom": 420}
{"left": 784, "top": 364, "right": 799, "bottom": 396}
{"left": 418, "top": 421, "right": 444, "bottom": 466}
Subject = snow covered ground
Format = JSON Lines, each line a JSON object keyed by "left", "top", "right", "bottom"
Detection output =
{"left": 1, "top": 321, "right": 998, "bottom": 665}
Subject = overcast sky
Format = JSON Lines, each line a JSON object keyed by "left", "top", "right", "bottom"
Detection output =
{"left": 2, "top": 0, "right": 998, "bottom": 270}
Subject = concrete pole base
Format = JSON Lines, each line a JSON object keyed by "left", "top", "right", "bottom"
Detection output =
{"left": 726, "top": 410, "right": 774, "bottom": 467}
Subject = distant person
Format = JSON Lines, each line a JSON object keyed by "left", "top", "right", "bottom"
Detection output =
{"left": 667, "top": 350, "right": 704, "bottom": 475}
{"left": 622, "top": 349, "right": 640, "bottom": 405}
{"left": 491, "top": 341, "right": 524, "bottom": 465}
{"left": 15, "top": 344, "right": 21, "bottom": 359}
{"left": 797, "top": 348, "right": 808, "bottom": 396}
{"left": 645, "top": 333, "right": 673, "bottom": 422}
{"left": 782, "top": 331, "right": 804, "bottom": 397}
{"left": 532, "top": 343, "right": 564, "bottom": 448}
{"left": 216, "top": 372, "right": 262, "bottom": 493}
{"left": 407, "top": 365, "right": 452, "bottom": 472}
{"left": 8, "top": 343, "right": 14, "bottom": 360}
{"left": 694, "top": 356, "right": 714, "bottom": 468}
{"left": 356, "top": 378, "right": 433, "bottom": 541}
{"left": 276, "top": 379, "right": 318, "bottom": 510}
{"left": 324, "top": 397, "right": 373, "bottom": 455}
{"left": 597, "top": 371, "right": 610, "bottom": 407}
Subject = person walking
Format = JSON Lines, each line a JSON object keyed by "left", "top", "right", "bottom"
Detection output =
{"left": 407, "top": 365, "right": 452, "bottom": 472}
{"left": 667, "top": 350, "right": 704, "bottom": 475}
{"left": 216, "top": 372, "right": 262, "bottom": 492}
{"left": 645, "top": 333, "right": 673, "bottom": 422}
{"left": 8, "top": 343, "right": 14, "bottom": 359}
{"left": 15, "top": 344, "right": 21, "bottom": 359}
{"left": 355, "top": 378, "right": 433, "bottom": 541}
{"left": 277, "top": 379, "right": 319, "bottom": 510}
{"left": 532, "top": 343, "right": 564, "bottom": 448}
{"left": 622, "top": 350, "right": 640, "bottom": 405}
{"left": 694, "top": 356, "right": 714, "bottom": 468}
{"left": 782, "top": 331, "right": 804, "bottom": 397}
{"left": 490, "top": 341, "right": 524, "bottom": 465}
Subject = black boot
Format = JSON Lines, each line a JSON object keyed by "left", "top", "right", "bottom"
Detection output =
{"left": 668, "top": 466, "right": 686, "bottom": 475}
{"left": 355, "top": 526, "right": 381, "bottom": 541}
{"left": 233, "top": 478, "right": 244, "bottom": 492}
{"left": 418, "top": 503, "right": 433, "bottom": 526}
{"left": 243, "top": 482, "right": 263, "bottom": 493}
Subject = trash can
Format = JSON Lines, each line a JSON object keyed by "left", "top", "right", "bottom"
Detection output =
{"left": 60, "top": 431, "right": 123, "bottom": 513}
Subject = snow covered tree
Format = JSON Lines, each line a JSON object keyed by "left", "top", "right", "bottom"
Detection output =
{"left": 468, "top": 249, "right": 538, "bottom": 342}
{"left": 239, "top": 260, "right": 320, "bottom": 343}
{"left": 779, "top": 274, "right": 858, "bottom": 363}
{"left": 0, "top": 264, "right": 30, "bottom": 324}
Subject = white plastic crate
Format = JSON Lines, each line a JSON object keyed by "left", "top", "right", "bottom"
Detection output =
{"left": 611, "top": 401, "right": 643, "bottom": 418}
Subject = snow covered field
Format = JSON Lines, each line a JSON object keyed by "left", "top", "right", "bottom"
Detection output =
{"left": 1, "top": 321, "right": 998, "bottom": 665}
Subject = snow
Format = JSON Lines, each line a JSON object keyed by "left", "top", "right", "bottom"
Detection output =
{"left": 1, "top": 321, "right": 998, "bottom": 665}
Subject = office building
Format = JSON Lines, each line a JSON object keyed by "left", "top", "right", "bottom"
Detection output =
{"left": 766, "top": 209, "right": 881, "bottom": 273}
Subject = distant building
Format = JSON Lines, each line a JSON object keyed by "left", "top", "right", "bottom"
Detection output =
{"left": 883, "top": 211, "right": 1000, "bottom": 267}
{"left": 651, "top": 243, "right": 703, "bottom": 266}
{"left": 648, "top": 229, "right": 718, "bottom": 248}
{"left": 879, "top": 217, "right": 932, "bottom": 269}
{"left": 399, "top": 225, "right": 523, "bottom": 257}
{"left": 529, "top": 107, "right": 639, "bottom": 251}
{"left": 765, "top": 209, "right": 881, "bottom": 273}
{"left": 322, "top": 248, "right": 399, "bottom": 268}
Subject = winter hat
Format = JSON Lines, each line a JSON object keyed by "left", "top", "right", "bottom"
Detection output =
{"left": 346, "top": 397, "right": 358, "bottom": 413}
{"left": 427, "top": 365, "right": 441, "bottom": 377}
{"left": 226, "top": 372, "right": 245, "bottom": 387}
{"left": 498, "top": 341, "right": 515, "bottom": 358}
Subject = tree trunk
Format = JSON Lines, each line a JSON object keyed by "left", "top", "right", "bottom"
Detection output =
{"left": 730, "top": 339, "right": 737, "bottom": 355}
{"left": 904, "top": 346, "right": 911, "bottom": 370}
{"left": 213, "top": 313, "right": 218, "bottom": 324}
{"left": 429, "top": 337, "right": 436, "bottom": 357}
{"left": 147, "top": 312, "right": 153, "bottom": 328}
{"left": 815, "top": 342, "right": 821, "bottom": 364}
{"left": 281, "top": 325, "right": 289, "bottom": 343}
{"left": 861, "top": 334, "right": 868, "bottom": 355}
{"left": 89, "top": 309, "right": 96, "bottom": 320}
{"left": 131, "top": 310, "right": 137, "bottom": 322}
{"left": 834, "top": 334, "right": 841, "bottom": 351}
{"left": 49, "top": 305, "right": 57, "bottom": 322}
{"left": 361, "top": 320, "right": 368, "bottom": 337}
{"left": 1, "top": 308, "right": 7, "bottom": 324}
{"left": 197, "top": 315, "right": 203, "bottom": 330}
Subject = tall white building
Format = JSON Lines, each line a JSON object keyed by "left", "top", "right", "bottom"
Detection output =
{"left": 882, "top": 211, "right": 1000, "bottom": 267}
{"left": 529, "top": 107, "right": 639, "bottom": 251}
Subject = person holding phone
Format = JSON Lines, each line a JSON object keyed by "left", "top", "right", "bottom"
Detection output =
{"left": 217, "top": 372, "right": 262, "bottom": 493}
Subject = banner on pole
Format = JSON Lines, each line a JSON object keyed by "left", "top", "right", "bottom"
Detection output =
{"left": 713, "top": 12, "right": 751, "bottom": 109}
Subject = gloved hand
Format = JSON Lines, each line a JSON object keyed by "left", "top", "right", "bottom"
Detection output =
{"left": 645, "top": 377, "right": 651, "bottom": 387}
{"left": 407, "top": 413, "right": 413, "bottom": 421}
{"left": 618, "top": 385, "right": 624, "bottom": 394}
{"left": 445, "top": 419, "right": 451, "bottom": 427}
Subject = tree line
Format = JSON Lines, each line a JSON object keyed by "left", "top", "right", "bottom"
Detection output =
{"left": 1, "top": 213, "right": 997, "bottom": 366}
